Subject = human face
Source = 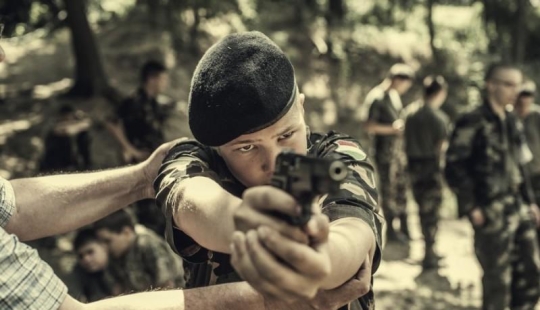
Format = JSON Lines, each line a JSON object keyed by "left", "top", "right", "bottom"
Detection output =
{"left": 217, "top": 94, "right": 308, "bottom": 187}
{"left": 393, "top": 78, "right": 413, "bottom": 95}
{"left": 77, "top": 241, "right": 109, "bottom": 273}
{"left": 150, "top": 72, "right": 169, "bottom": 94}
{"left": 96, "top": 228, "right": 133, "bottom": 258}
{"left": 486, "top": 68, "right": 523, "bottom": 106}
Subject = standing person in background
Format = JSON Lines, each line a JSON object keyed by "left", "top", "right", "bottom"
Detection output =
{"left": 403, "top": 75, "right": 449, "bottom": 270}
{"left": 513, "top": 80, "right": 540, "bottom": 229}
{"left": 106, "top": 60, "right": 175, "bottom": 234}
{"left": 361, "top": 63, "right": 414, "bottom": 243}
{"left": 445, "top": 63, "right": 540, "bottom": 310}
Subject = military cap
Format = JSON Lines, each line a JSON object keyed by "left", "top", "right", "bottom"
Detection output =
{"left": 388, "top": 63, "right": 415, "bottom": 79}
{"left": 188, "top": 31, "right": 297, "bottom": 146}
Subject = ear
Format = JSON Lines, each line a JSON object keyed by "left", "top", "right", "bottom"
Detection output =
{"left": 298, "top": 93, "right": 306, "bottom": 114}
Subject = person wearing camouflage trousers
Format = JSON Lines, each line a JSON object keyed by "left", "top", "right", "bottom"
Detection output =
{"left": 445, "top": 63, "right": 540, "bottom": 310}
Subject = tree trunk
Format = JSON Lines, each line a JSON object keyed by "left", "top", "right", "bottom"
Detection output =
{"left": 512, "top": 0, "right": 528, "bottom": 64}
{"left": 63, "top": 0, "right": 109, "bottom": 98}
{"left": 426, "top": 0, "right": 439, "bottom": 64}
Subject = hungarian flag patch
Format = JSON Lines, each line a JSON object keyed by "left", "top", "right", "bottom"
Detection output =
{"left": 334, "top": 140, "right": 367, "bottom": 161}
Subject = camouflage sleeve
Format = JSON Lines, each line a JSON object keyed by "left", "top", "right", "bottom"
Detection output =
{"left": 153, "top": 140, "right": 220, "bottom": 263}
{"left": 444, "top": 114, "right": 479, "bottom": 217}
{"left": 140, "top": 235, "right": 184, "bottom": 287}
{"left": 317, "top": 134, "right": 385, "bottom": 272}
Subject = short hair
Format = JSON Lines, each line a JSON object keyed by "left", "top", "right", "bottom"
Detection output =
{"left": 140, "top": 60, "right": 167, "bottom": 83}
{"left": 93, "top": 209, "right": 135, "bottom": 234}
{"left": 73, "top": 228, "right": 100, "bottom": 251}
{"left": 519, "top": 80, "right": 536, "bottom": 98}
{"left": 484, "top": 62, "right": 520, "bottom": 82}
{"left": 389, "top": 63, "right": 415, "bottom": 80}
{"left": 423, "top": 75, "right": 447, "bottom": 98}
{"left": 58, "top": 104, "right": 75, "bottom": 116}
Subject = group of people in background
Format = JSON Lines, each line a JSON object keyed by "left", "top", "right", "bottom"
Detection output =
{"left": 364, "top": 62, "right": 540, "bottom": 310}
{"left": 31, "top": 60, "right": 181, "bottom": 302}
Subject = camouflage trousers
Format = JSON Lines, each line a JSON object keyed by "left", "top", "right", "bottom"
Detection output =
{"left": 407, "top": 159, "right": 442, "bottom": 253}
{"left": 473, "top": 196, "right": 540, "bottom": 310}
{"left": 376, "top": 159, "right": 408, "bottom": 219}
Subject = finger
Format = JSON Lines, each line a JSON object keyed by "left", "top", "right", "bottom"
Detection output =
{"left": 257, "top": 226, "right": 330, "bottom": 279}
{"left": 230, "top": 232, "right": 295, "bottom": 302}
{"left": 234, "top": 206, "right": 309, "bottom": 244}
{"left": 233, "top": 231, "right": 303, "bottom": 303}
{"left": 304, "top": 214, "right": 330, "bottom": 245}
{"left": 243, "top": 186, "right": 300, "bottom": 217}
{"left": 246, "top": 230, "right": 319, "bottom": 300}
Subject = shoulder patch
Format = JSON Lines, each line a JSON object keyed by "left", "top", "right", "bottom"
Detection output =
{"left": 334, "top": 140, "right": 367, "bottom": 161}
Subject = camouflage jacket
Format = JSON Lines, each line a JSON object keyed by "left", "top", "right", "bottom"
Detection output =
{"left": 445, "top": 100, "right": 535, "bottom": 217}
{"left": 107, "top": 227, "right": 185, "bottom": 294}
{"left": 154, "top": 130, "right": 384, "bottom": 310}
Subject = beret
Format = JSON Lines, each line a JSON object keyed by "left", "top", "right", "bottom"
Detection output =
{"left": 188, "top": 31, "right": 297, "bottom": 146}
{"left": 388, "top": 63, "right": 415, "bottom": 79}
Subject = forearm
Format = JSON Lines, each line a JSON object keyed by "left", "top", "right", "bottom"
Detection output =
{"left": 321, "top": 218, "right": 375, "bottom": 290}
{"left": 106, "top": 122, "right": 136, "bottom": 150}
{"left": 5, "top": 164, "right": 149, "bottom": 241}
{"left": 172, "top": 176, "right": 241, "bottom": 253}
{"left": 365, "top": 122, "right": 398, "bottom": 136}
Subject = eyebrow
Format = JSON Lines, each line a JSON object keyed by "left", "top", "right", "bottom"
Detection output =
{"left": 230, "top": 124, "right": 297, "bottom": 146}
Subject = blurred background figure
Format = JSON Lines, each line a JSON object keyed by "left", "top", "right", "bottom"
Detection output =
{"left": 40, "top": 103, "right": 92, "bottom": 173}
{"left": 93, "top": 209, "right": 185, "bottom": 296}
{"left": 67, "top": 228, "right": 114, "bottom": 303}
{"left": 361, "top": 63, "right": 414, "bottom": 244}
{"left": 403, "top": 75, "right": 449, "bottom": 270}
{"left": 106, "top": 60, "right": 175, "bottom": 235}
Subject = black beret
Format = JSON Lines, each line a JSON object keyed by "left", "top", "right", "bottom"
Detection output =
{"left": 188, "top": 31, "right": 297, "bottom": 147}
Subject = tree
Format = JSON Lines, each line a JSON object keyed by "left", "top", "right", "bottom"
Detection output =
{"left": 426, "top": 0, "right": 440, "bottom": 64}
{"left": 63, "top": 0, "right": 110, "bottom": 97}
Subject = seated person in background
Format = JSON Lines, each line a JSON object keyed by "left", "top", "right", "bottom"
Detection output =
{"left": 68, "top": 228, "right": 114, "bottom": 302}
{"left": 40, "top": 104, "right": 92, "bottom": 173}
{"left": 93, "top": 209, "right": 185, "bottom": 295}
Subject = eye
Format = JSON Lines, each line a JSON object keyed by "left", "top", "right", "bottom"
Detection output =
{"left": 279, "top": 131, "right": 295, "bottom": 140}
{"left": 237, "top": 145, "right": 255, "bottom": 152}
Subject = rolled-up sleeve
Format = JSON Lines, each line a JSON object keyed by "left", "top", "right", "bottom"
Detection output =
{"left": 317, "top": 136, "right": 385, "bottom": 272}
{"left": 153, "top": 140, "right": 220, "bottom": 263}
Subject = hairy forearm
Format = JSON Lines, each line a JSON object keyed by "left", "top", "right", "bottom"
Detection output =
{"left": 172, "top": 177, "right": 241, "bottom": 253}
{"left": 321, "top": 218, "right": 375, "bottom": 290}
{"left": 5, "top": 164, "right": 149, "bottom": 241}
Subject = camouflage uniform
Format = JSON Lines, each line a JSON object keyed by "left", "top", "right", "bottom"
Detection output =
{"left": 518, "top": 104, "right": 540, "bottom": 223}
{"left": 106, "top": 226, "right": 185, "bottom": 294}
{"left": 403, "top": 101, "right": 449, "bottom": 267}
{"left": 115, "top": 88, "right": 175, "bottom": 234}
{"left": 154, "top": 131, "right": 385, "bottom": 310}
{"left": 364, "top": 87, "right": 409, "bottom": 238}
{"left": 445, "top": 100, "right": 540, "bottom": 310}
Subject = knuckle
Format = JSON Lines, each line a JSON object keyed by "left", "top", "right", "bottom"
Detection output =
{"left": 358, "top": 282, "right": 371, "bottom": 296}
{"left": 289, "top": 249, "right": 307, "bottom": 264}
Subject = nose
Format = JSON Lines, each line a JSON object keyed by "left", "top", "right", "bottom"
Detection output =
{"left": 262, "top": 147, "right": 284, "bottom": 175}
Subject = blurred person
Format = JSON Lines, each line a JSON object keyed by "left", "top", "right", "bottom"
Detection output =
{"left": 32, "top": 104, "right": 93, "bottom": 251}
{"left": 40, "top": 104, "right": 92, "bottom": 173}
{"left": 154, "top": 31, "right": 384, "bottom": 310}
{"left": 93, "top": 209, "right": 185, "bottom": 295}
{"left": 68, "top": 228, "right": 114, "bottom": 302}
{"left": 107, "top": 60, "right": 175, "bottom": 235}
{"left": 403, "top": 75, "right": 450, "bottom": 270}
{"left": 360, "top": 63, "right": 414, "bottom": 243}
{"left": 0, "top": 34, "right": 375, "bottom": 310}
{"left": 445, "top": 63, "right": 540, "bottom": 310}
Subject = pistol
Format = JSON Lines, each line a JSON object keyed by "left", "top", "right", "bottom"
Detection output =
{"left": 270, "top": 150, "right": 348, "bottom": 226}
